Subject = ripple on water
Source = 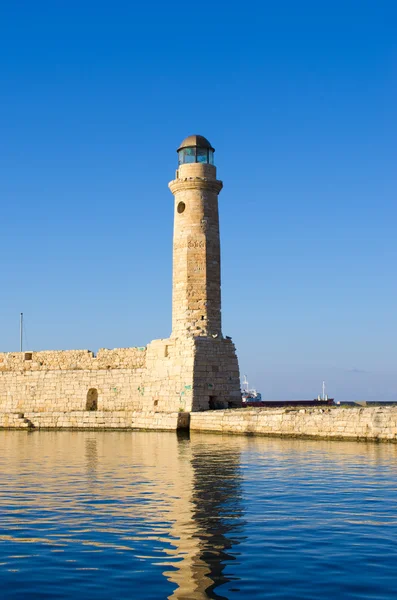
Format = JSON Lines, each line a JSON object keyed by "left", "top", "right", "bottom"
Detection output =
{"left": 1, "top": 431, "right": 397, "bottom": 599}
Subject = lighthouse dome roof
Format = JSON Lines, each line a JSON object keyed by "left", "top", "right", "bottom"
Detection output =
{"left": 177, "top": 135, "right": 214, "bottom": 152}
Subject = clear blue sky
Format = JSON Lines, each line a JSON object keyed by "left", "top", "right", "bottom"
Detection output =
{"left": 1, "top": 1, "right": 396, "bottom": 400}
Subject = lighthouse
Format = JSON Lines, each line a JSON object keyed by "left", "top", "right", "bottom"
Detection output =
{"left": 169, "top": 135, "right": 223, "bottom": 338}
{"left": 168, "top": 136, "right": 241, "bottom": 410}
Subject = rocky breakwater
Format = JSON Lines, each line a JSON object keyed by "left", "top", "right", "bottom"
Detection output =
{"left": 190, "top": 406, "right": 397, "bottom": 442}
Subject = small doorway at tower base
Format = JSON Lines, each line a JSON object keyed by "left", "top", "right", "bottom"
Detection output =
{"left": 208, "top": 396, "right": 226, "bottom": 410}
{"left": 209, "top": 396, "right": 216, "bottom": 410}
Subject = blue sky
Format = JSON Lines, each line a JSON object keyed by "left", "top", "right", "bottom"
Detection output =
{"left": 1, "top": 1, "right": 396, "bottom": 400}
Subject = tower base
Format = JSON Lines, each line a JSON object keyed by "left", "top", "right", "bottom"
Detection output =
{"left": 192, "top": 337, "right": 242, "bottom": 411}
{"left": 144, "top": 335, "right": 242, "bottom": 412}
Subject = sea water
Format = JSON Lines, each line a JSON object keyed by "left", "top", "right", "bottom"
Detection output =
{"left": 1, "top": 430, "right": 397, "bottom": 599}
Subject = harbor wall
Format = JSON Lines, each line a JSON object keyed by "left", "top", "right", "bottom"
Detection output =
{"left": 190, "top": 406, "right": 397, "bottom": 442}
{"left": 2, "top": 405, "right": 397, "bottom": 441}
{"left": 0, "top": 410, "right": 190, "bottom": 430}
{"left": 0, "top": 337, "right": 240, "bottom": 415}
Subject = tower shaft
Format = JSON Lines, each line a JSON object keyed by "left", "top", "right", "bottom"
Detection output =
{"left": 169, "top": 162, "right": 223, "bottom": 338}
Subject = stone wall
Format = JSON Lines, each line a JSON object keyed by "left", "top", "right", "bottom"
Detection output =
{"left": 0, "top": 410, "right": 190, "bottom": 430}
{"left": 0, "top": 368, "right": 146, "bottom": 413}
{"left": 143, "top": 338, "right": 194, "bottom": 412}
{"left": 191, "top": 337, "right": 241, "bottom": 410}
{"left": 0, "top": 348, "right": 147, "bottom": 413}
{"left": 190, "top": 406, "right": 397, "bottom": 442}
{"left": 3, "top": 404, "right": 397, "bottom": 440}
{"left": 0, "top": 347, "right": 146, "bottom": 371}
{"left": 0, "top": 336, "right": 241, "bottom": 415}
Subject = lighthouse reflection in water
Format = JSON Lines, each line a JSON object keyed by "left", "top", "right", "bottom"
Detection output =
{"left": 1, "top": 432, "right": 397, "bottom": 599}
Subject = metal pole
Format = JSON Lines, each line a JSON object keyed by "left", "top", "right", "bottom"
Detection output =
{"left": 20, "top": 312, "right": 23, "bottom": 352}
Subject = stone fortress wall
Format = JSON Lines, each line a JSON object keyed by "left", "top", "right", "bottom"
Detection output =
{"left": 0, "top": 347, "right": 148, "bottom": 414}
{"left": 0, "top": 335, "right": 240, "bottom": 416}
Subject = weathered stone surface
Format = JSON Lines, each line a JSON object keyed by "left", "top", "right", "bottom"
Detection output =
{"left": 190, "top": 406, "right": 397, "bottom": 442}
{"left": 0, "top": 410, "right": 189, "bottom": 431}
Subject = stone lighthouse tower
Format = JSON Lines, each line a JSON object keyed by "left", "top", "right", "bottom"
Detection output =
{"left": 168, "top": 135, "right": 241, "bottom": 410}
{"left": 169, "top": 135, "right": 222, "bottom": 338}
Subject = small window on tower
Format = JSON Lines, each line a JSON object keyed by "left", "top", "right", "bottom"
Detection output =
{"left": 177, "top": 202, "right": 186, "bottom": 214}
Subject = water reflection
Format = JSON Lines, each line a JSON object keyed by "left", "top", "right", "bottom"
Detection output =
{"left": 0, "top": 431, "right": 246, "bottom": 599}
{"left": 85, "top": 437, "right": 98, "bottom": 479}
{"left": 1, "top": 432, "right": 397, "bottom": 599}
{"left": 165, "top": 438, "right": 245, "bottom": 599}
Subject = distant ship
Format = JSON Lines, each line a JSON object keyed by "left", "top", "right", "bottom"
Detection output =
{"left": 241, "top": 375, "right": 262, "bottom": 403}
{"left": 241, "top": 378, "right": 334, "bottom": 407}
